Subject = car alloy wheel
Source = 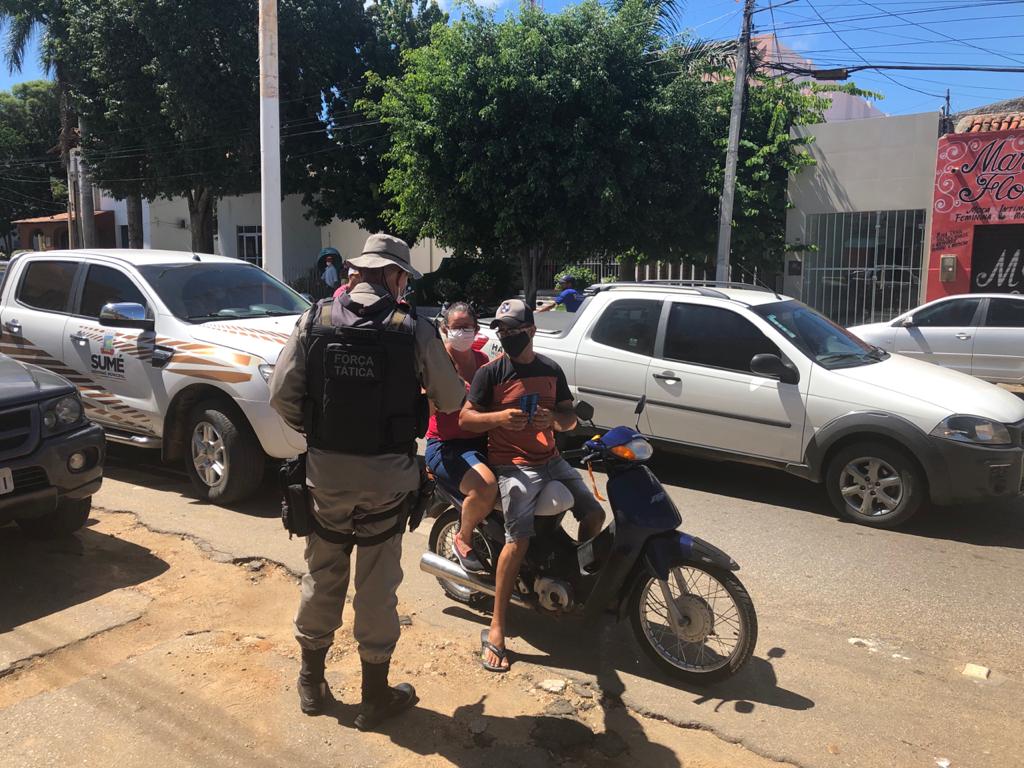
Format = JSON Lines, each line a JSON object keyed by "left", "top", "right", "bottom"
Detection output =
{"left": 839, "top": 456, "right": 904, "bottom": 518}
{"left": 191, "top": 420, "right": 228, "bottom": 488}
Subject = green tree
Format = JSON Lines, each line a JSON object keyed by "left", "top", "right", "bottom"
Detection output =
{"left": 296, "top": 0, "right": 445, "bottom": 238}
{"left": 374, "top": 0, "right": 718, "bottom": 305}
{"left": 0, "top": 79, "right": 64, "bottom": 255}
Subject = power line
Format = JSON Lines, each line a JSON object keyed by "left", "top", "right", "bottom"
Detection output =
{"left": 802, "top": 0, "right": 944, "bottom": 98}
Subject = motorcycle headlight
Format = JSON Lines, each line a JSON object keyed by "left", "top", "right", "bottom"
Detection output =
{"left": 609, "top": 438, "right": 654, "bottom": 461}
{"left": 43, "top": 394, "right": 84, "bottom": 432}
{"left": 258, "top": 363, "right": 275, "bottom": 383}
{"left": 930, "top": 415, "right": 1012, "bottom": 446}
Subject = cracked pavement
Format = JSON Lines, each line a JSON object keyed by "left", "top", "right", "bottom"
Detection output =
{"left": 2, "top": 443, "right": 1024, "bottom": 767}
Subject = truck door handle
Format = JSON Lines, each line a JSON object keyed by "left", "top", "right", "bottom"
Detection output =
{"left": 69, "top": 332, "right": 89, "bottom": 346}
{"left": 652, "top": 371, "right": 679, "bottom": 382}
{"left": 956, "top": 333, "right": 972, "bottom": 340}
{"left": 3, "top": 320, "right": 21, "bottom": 334}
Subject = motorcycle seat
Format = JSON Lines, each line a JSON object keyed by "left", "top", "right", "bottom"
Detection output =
{"left": 533, "top": 481, "right": 574, "bottom": 518}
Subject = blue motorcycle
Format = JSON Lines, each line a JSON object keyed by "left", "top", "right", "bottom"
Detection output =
{"left": 419, "top": 400, "right": 757, "bottom": 684}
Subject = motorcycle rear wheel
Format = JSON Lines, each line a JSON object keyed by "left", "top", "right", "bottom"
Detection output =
{"left": 628, "top": 563, "right": 757, "bottom": 685}
{"left": 427, "top": 508, "right": 490, "bottom": 605}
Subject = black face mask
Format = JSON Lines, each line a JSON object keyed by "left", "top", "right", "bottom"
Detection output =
{"left": 500, "top": 331, "right": 531, "bottom": 358}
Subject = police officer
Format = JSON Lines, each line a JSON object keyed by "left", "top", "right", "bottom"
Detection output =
{"left": 269, "top": 233, "right": 465, "bottom": 730}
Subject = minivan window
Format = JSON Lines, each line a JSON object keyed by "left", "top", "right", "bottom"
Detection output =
{"left": 912, "top": 298, "right": 982, "bottom": 327}
{"left": 751, "top": 300, "right": 885, "bottom": 369}
{"left": 590, "top": 299, "right": 661, "bottom": 357}
{"left": 17, "top": 260, "right": 78, "bottom": 313}
{"left": 79, "top": 265, "right": 148, "bottom": 319}
{"left": 983, "top": 298, "right": 1024, "bottom": 328}
{"left": 136, "top": 262, "right": 309, "bottom": 322}
{"left": 664, "top": 303, "right": 780, "bottom": 372}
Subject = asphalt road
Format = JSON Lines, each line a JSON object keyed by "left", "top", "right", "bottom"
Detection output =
{"left": 96, "top": 444, "right": 1024, "bottom": 768}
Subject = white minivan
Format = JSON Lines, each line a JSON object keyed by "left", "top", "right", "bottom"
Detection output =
{"left": 480, "top": 283, "right": 1024, "bottom": 528}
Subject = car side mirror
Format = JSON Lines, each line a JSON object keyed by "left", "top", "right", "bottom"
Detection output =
{"left": 99, "top": 302, "right": 154, "bottom": 332}
{"left": 575, "top": 401, "right": 595, "bottom": 422}
{"left": 894, "top": 315, "right": 914, "bottom": 328}
{"left": 750, "top": 353, "right": 800, "bottom": 385}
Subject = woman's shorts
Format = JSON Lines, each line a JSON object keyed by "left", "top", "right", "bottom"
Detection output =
{"left": 425, "top": 437, "right": 489, "bottom": 498}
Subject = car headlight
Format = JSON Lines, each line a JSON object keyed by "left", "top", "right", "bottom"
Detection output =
{"left": 258, "top": 363, "right": 275, "bottom": 383}
{"left": 930, "top": 415, "right": 1012, "bottom": 446}
{"left": 43, "top": 394, "right": 84, "bottom": 432}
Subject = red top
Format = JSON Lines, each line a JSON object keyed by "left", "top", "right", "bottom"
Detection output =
{"left": 425, "top": 349, "right": 489, "bottom": 441}
{"left": 332, "top": 283, "right": 350, "bottom": 299}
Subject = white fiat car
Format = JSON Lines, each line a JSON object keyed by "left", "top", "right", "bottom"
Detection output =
{"left": 479, "top": 283, "right": 1024, "bottom": 528}
{"left": 0, "top": 250, "right": 308, "bottom": 504}
{"left": 850, "top": 293, "right": 1024, "bottom": 385}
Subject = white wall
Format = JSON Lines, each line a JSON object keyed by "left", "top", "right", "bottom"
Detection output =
{"left": 784, "top": 112, "right": 940, "bottom": 297}
{"left": 148, "top": 196, "right": 193, "bottom": 252}
{"left": 216, "top": 193, "right": 322, "bottom": 283}
{"left": 97, "top": 192, "right": 152, "bottom": 248}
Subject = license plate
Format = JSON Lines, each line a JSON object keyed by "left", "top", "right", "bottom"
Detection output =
{"left": 0, "top": 467, "right": 12, "bottom": 496}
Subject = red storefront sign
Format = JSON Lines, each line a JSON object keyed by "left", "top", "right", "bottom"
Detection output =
{"left": 928, "top": 130, "right": 1024, "bottom": 300}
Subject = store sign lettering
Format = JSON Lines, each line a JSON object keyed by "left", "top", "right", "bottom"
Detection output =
{"left": 958, "top": 139, "right": 1024, "bottom": 203}
{"left": 974, "top": 249, "right": 1022, "bottom": 290}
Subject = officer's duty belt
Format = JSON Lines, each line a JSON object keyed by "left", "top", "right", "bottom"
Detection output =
{"left": 308, "top": 498, "right": 408, "bottom": 548}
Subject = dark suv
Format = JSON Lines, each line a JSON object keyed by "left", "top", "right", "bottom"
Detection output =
{"left": 0, "top": 353, "right": 105, "bottom": 537}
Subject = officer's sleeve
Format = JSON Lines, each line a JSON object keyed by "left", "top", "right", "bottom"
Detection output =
{"left": 415, "top": 319, "right": 466, "bottom": 413}
{"left": 268, "top": 312, "right": 310, "bottom": 433}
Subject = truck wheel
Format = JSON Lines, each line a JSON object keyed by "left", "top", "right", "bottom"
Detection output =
{"left": 17, "top": 497, "right": 91, "bottom": 538}
{"left": 826, "top": 441, "right": 925, "bottom": 528}
{"left": 185, "top": 401, "right": 265, "bottom": 505}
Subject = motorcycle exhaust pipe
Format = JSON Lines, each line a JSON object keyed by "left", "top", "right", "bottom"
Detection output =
{"left": 419, "top": 552, "right": 531, "bottom": 610}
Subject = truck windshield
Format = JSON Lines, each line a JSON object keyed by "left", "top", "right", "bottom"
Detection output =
{"left": 137, "top": 262, "right": 310, "bottom": 322}
{"left": 751, "top": 300, "right": 887, "bottom": 369}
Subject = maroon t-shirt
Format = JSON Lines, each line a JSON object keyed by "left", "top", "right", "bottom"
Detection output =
{"left": 467, "top": 353, "right": 572, "bottom": 466}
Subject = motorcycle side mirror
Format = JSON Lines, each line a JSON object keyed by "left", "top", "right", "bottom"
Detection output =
{"left": 575, "top": 401, "right": 595, "bottom": 422}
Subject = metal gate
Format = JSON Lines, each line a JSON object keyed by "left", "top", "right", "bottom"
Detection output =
{"left": 802, "top": 209, "right": 926, "bottom": 327}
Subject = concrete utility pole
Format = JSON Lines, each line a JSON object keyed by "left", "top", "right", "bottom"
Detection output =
{"left": 77, "top": 118, "right": 98, "bottom": 248}
{"left": 715, "top": 0, "right": 756, "bottom": 284}
{"left": 258, "top": 0, "right": 284, "bottom": 279}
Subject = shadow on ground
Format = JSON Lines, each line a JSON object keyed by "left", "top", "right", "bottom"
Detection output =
{"left": 443, "top": 603, "right": 814, "bottom": 718}
{"left": 103, "top": 444, "right": 281, "bottom": 520}
{"left": 327, "top": 691, "right": 682, "bottom": 768}
{"left": 0, "top": 522, "right": 169, "bottom": 632}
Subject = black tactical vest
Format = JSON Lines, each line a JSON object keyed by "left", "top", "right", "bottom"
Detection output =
{"left": 302, "top": 293, "right": 426, "bottom": 456}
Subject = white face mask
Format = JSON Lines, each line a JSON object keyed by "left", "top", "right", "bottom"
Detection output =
{"left": 446, "top": 328, "right": 476, "bottom": 352}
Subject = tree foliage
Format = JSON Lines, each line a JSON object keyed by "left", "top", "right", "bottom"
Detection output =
{"left": 296, "top": 0, "right": 445, "bottom": 238}
{"left": 0, "top": 79, "right": 63, "bottom": 255}
{"left": 58, "top": 0, "right": 368, "bottom": 252}
{"left": 374, "top": 0, "right": 718, "bottom": 304}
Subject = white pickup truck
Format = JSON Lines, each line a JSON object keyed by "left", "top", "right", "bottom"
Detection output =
{"left": 480, "top": 282, "right": 1024, "bottom": 528}
{"left": 0, "top": 249, "right": 308, "bottom": 504}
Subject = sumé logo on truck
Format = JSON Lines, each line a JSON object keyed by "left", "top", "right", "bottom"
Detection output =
{"left": 91, "top": 333, "right": 126, "bottom": 378}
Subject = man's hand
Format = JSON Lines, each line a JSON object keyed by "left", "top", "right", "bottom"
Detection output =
{"left": 497, "top": 408, "right": 529, "bottom": 431}
{"left": 531, "top": 407, "right": 554, "bottom": 430}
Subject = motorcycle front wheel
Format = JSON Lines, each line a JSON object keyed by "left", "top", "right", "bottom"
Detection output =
{"left": 628, "top": 563, "right": 757, "bottom": 685}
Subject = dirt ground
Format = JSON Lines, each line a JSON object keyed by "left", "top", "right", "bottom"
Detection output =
{"left": 0, "top": 509, "right": 791, "bottom": 768}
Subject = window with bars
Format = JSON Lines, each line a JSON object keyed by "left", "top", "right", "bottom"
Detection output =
{"left": 236, "top": 225, "right": 262, "bottom": 266}
{"left": 801, "top": 210, "right": 925, "bottom": 327}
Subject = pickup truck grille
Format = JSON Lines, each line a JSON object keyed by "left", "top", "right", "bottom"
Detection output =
{"left": 0, "top": 405, "right": 38, "bottom": 461}
{"left": 12, "top": 466, "right": 48, "bottom": 494}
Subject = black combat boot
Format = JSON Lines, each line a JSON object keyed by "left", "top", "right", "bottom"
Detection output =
{"left": 297, "top": 646, "right": 332, "bottom": 715}
{"left": 353, "top": 659, "right": 418, "bottom": 732}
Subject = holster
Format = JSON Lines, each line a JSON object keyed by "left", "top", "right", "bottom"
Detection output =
{"left": 279, "top": 454, "right": 313, "bottom": 538}
{"left": 407, "top": 455, "right": 434, "bottom": 534}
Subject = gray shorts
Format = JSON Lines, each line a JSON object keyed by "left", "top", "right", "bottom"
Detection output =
{"left": 495, "top": 457, "right": 605, "bottom": 543}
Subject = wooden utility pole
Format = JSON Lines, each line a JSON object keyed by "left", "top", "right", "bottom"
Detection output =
{"left": 715, "top": 0, "right": 756, "bottom": 283}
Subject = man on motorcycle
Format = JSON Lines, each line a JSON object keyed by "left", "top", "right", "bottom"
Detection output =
{"left": 459, "top": 298, "right": 605, "bottom": 672}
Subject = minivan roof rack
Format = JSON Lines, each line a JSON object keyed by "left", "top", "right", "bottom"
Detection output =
{"left": 583, "top": 280, "right": 770, "bottom": 300}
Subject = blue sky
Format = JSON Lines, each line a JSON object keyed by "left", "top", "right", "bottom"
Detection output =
{"left": 4, "top": 0, "right": 1023, "bottom": 116}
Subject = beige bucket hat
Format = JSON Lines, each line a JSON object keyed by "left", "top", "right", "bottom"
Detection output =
{"left": 347, "top": 233, "right": 422, "bottom": 280}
